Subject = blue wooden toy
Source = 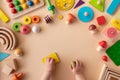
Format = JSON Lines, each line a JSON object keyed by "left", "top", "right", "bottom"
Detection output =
{"left": 0, "top": 52, "right": 10, "bottom": 62}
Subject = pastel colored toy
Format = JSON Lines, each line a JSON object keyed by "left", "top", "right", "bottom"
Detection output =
{"left": 97, "top": 40, "right": 107, "bottom": 52}
{"left": 0, "top": 9, "right": 9, "bottom": 23}
{"left": 45, "top": 0, "right": 55, "bottom": 14}
{"left": 0, "top": 52, "right": 10, "bottom": 62}
{"left": 89, "top": 0, "right": 105, "bottom": 12}
{"left": 106, "top": 40, "right": 120, "bottom": 66}
{"left": 13, "top": 22, "right": 22, "bottom": 32}
{"left": 54, "top": 0, "right": 75, "bottom": 10}
{"left": 74, "top": 0, "right": 84, "bottom": 9}
{"left": 44, "top": 15, "right": 52, "bottom": 23}
{"left": 23, "top": 16, "right": 32, "bottom": 24}
{"left": 20, "top": 25, "right": 31, "bottom": 34}
{"left": 66, "top": 13, "right": 76, "bottom": 24}
{"left": 98, "top": 64, "right": 120, "bottom": 80}
{"left": 12, "top": 72, "right": 24, "bottom": 80}
{"left": 111, "top": 18, "right": 120, "bottom": 30}
{"left": 102, "top": 55, "right": 108, "bottom": 62}
{"left": 105, "top": 27, "right": 118, "bottom": 39}
{"left": 32, "top": 15, "right": 41, "bottom": 23}
{"left": 42, "top": 52, "right": 60, "bottom": 63}
{"left": 0, "top": 27, "right": 16, "bottom": 50}
{"left": 78, "top": 6, "right": 94, "bottom": 22}
{"left": 32, "top": 26, "right": 41, "bottom": 33}
{"left": 89, "top": 24, "right": 98, "bottom": 34}
{"left": 107, "top": 0, "right": 120, "bottom": 15}
{"left": 14, "top": 48, "right": 23, "bottom": 57}
{"left": 97, "top": 16, "right": 106, "bottom": 25}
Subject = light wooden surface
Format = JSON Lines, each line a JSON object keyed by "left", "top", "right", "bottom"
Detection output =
{"left": 0, "top": 0, "right": 120, "bottom": 80}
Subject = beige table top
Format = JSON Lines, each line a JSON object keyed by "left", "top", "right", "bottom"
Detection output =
{"left": 0, "top": 0, "right": 120, "bottom": 80}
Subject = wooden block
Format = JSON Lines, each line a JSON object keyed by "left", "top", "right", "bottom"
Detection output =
{"left": 2, "top": 64, "right": 13, "bottom": 75}
{"left": 42, "top": 52, "right": 60, "bottom": 63}
{"left": 111, "top": 18, "right": 120, "bottom": 30}
{"left": 0, "top": 9, "right": 9, "bottom": 23}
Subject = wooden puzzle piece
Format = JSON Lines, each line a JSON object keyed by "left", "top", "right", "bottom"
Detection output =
{"left": 0, "top": 27, "right": 16, "bottom": 50}
{"left": 74, "top": 0, "right": 85, "bottom": 9}
{"left": 107, "top": 0, "right": 120, "bottom": 15}
{"left": 0, "top": 9, "right": 9, "bottom": 23}
{"left": 96, "top": 16, "right": 106, "bottom": 25}
{"left": 89, "top": 0, "right": 105, "bottom": 12}
{"left": 0, "top": 52, "right": 10, "bottom": 62}
{"left": 111, "top": 18, "right": 120, "bottom": 30}
{"left": 42, "top": 52, "right": 60, "bottom": 63}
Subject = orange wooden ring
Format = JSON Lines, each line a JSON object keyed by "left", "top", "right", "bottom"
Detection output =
{"left": 32, "top": 16, "right": 40, "bottom": 23}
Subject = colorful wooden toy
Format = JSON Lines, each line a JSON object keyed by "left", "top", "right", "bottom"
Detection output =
{"left": 66, "top": 13, "right": 76, "bottom": 24}
{"left": 14, "top": 48, "right": 23, "bottom": 57}
{"left": 97, "top": 16, "right": 106, "bottom": 25}
{"left": 0, "top": 52, "right": 10, "bottom": 62}
{"left": 54, "top": 0, "right": 75, "bottom": 10}
{"left": 44, "top": 15, "right": 52, "bottom": 23}
{"left": 20, "top": 25, "right": 31, "bottom": 34}
{"left": 23, "top": 16, "right": 32, "bottom": 24}
{"left": 32, "top": 15, "right": 41, "bottom": 23}
{"left": 74, "top": 0, "right": 84, "bottom": 9}
{"left": 42, "top": 52, "right": 60, "bottom": 63}
{"left": 21, "top": 3, "right": 28, "bottom": 9}
{"left": 19, "top": 0, "right": 26, "bottom": 4}
{"left": 89, "top": 0, "right": 105, "bottom": 12}
{"left": 32, "top": 26, "right": 41, "bottom": 33}
{"left": 13, "top": 22, "right": 22, "bottom": 32}
{"left": 78, "top": 6, "right": 94, "bottom": 22}
{"left": 0, "top": 9, "right": 9, "bottom": 23}
{"left": 9, "top": 3, "right": 14, "bottom": 8}
{"left": 102, "top": 55, "right": 108, "bottom": 62}
{"left": 11, "top": 8, "right": 17, "bottom": 14}
{"left": 6, "top": 0, "right": 12, "bottom": 2}
{"left": 12, "top": 72, "right": 24, "bottom": 80}
{"left": 58, "top": 15, "right": 63, "bottom": 20}
{"left": 111, "top": 18, "right": 120, "bottom": 30}
{"left": 97, "top": 40, "right": 107, "bottom": 52}
{"left": 33, "top": 0, "right": 40, "bottom": 4}
{"left": 27, "top": 1, "right": 34, "bottom": 7}
{"left": 89, "top": 24, "right": 98, "bottom": 34}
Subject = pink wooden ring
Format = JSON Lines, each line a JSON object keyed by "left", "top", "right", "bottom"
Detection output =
{"left": 20, "top": 25, "right": 30, "bottom": 34}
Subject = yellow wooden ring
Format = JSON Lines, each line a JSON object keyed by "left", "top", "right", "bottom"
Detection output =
{"left": 23, "top": 16, "right": 32, "bottom": 24}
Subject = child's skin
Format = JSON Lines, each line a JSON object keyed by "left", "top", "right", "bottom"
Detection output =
{"left": 41, "top": 58, "right": 85, "bottom": 80}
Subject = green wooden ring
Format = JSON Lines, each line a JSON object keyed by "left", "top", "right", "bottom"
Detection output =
{"left": 48, "top": 5, "right": 55, "bottom": 11}
{"left": 13, "top": 22, "right": 22, "bottom": 32}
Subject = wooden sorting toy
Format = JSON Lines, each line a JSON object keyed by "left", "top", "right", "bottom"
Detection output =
{"left": 0, "top": 52, "right": 10, "bottom": 62}
{"left": 4, "top": 0, "right": 45, "bottom": 19}
{"left": 74, "top": 0, "right": 84, "bottom": 9}
{"left": 97, "top": 40, "right": 108, "bottom": 52}
{"left": 66, "top": 13, "right": 76, "bottom": 24}
{"left": 23, "top": 16, "right": 32, "bottom": 24}
{"left": 42, "top": 52, "right": 60, "bottom": 63}
{"left": 98, "top": 64, "right": 120, "bottom": 80}
{"left": 0, "top": 9, "right": 9, "bottom": 23}
{"left": 111, "top": 18, "right": 120, "bottom": 30}
{"left": 12, "top": 22, "right": 22, "bottom": 32}
{"left": 32, "top": 15, "right": 41, "bottom": 23}
{"left": 11, "top": 72, "right": 24, "bottom": 80}
{"left": 14, "top": 48, "right": 23, "bottom": 57}
{"left": 88, "top": 24, "right": 98, "bottom": 34}
{"left": 97, "top": 16, "right": 106, "bottom": 25}
{"left": 0, "top": 27, "right": 16, "bottom": 50}
{"left": 54, "top": 0, "right": 75, "bottom": 10}
{"left": 20, "top": 25, "right": 31, "bottom": 34}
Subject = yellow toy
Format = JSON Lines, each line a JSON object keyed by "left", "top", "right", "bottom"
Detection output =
{"left": 42, "top": 52, "right": 60, "bottom": 63}
{"left": 19, "top": 0, "right": 26, "bottom": 4}
{"left": 111, "top": 18, "right": 120, "bottom": 30}
{"left": 0, "top": 9, "right": 9, "bottom": 23}
{"left": 21, "top": 3, "right": 28, "bottom": 9}
{"left": 23, "top": 16, "right": 32, "bottom": 24}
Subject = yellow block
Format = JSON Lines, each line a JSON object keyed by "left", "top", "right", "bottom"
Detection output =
{"left": 0, "top": 9, "right": 9, "bottom": 23}
{"left": 111, "top": 18, "right": 120, "bottom": 30}
{"left": 42, "top": 52, "right": 60, "bottom": 63}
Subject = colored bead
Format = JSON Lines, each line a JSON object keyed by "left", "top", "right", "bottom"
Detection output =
{"left": 9, "top": 3, "right": 14, "bottom": 8}
{"left": 102, "top": 55, "right": 108, "bottom": 62}
{"left": 14, "top": 48, "right": 23, "bottom": 56}
{"left": 32, "top": 16, "right": 41, "bottom": 23}
{"left": 58, "top": 15, "right": 63, "bottom": 20}
{"left": 89, "top": 24, "right": 98, "bottom": 34}
{"left": 6, "top": 0, "right": 12, "bottom": 2}
{"left": 32, "top": 26, "right": 41, "bottom": 33}
{"left": 44, "top": 15, "right": 52, "bottom": 23}
{"left": 20, "top": 25, "right": 31, "bottom": 34}
{"left": 16, "top": 6, "right": 23, "bottom": 11}
{"left": 21, "top": 3, "right": 28, "bottom": 9}
{"left": 33, "top": 0, "right": 40, "bottom": 4}
{"left": 23, "top": 16, "right": 32, "bottom": 24}
{"left": 48, "top": 5, "right": 55, "bottom": 11}
{"left": 13, "top": 22, "right": 22, "bottom": 32}
{"left": 11, "top": 8, "right": 17, "bottom": 14}
{"left": 13, "top": 0, "right": 20, "bottom": 6}
{"left": 28, "top": 1, "right": 34, "bottom": 6}
{"left": 19, "top": 0, "right": 26, "bottom": 4}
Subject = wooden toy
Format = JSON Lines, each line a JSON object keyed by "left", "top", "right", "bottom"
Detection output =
{"left": 58, "top": 15, "right": 63, "bottom": 20}
{"left": 45, "top": 0, "right": 55, "bottom": 14}
{"left": 44, "top": 15, "right": 52, "bottom": 24}
{"left": 97, "top": 40, "right": 107, "bottom": 52}
{"left": 12, "top": 72, "right": 24, "bottom": 80}
{"left": 32, "top": 15, "right": 41, "bottom": 23}
{"left": 0, "top": 9, "right": 10, "bottom": 23}
{"left": 4, "top": 0, "right": 45, "bottom": 19}
{"left": 0, "top": 52, "right": 10, "bottom": 62}
{"left": 78, "top": 6, "right": 94, "bottom": 22}
{"left": 14, "top": 48, "right": 23, "bottom": 57}
{"left": 32, "top": 26, "right": 41, "bottom": 33}
{"left": 74, "top": 0, "right": 84, "bottom": 9}
{"left": 98, "top": 64, "right": 120, "bottom": 80}
{"left": 20, "top": 25, "right": 31, "bottom": 34}
{"left": 88, "top": 24, "right": 98, "bottom": 34}
{"left": 102, "top": 55, "right": 108, "bottom": 62}
{"left": 89, "top": 0, "right": 105, "bottom": 12}
{"left": 107, "top": 0, "right": 120, "bottom": 15}
{"left": 0, "top": 27, "right": 16, "bottom": 50}
{"left": 6, "top": 0, "right": 12, "bottom": 2}
{"left": 13, "top": 22, "right": 22, "bottom": 32}
{"left": 2, "top": 58, "right": 17, "bottom": 75}
{"left": 97, "top": 16, "right": 106, "bottom": 25}
{"left": 9, "top": 3, "right": 14, "bottom": 8}
{"left": 66, "top": 13, "right": 76, "bottom": 24}
{"left": 54, "top": 0, "right": 75, "bottom": 10}
{"left": 42, "top": 52, "right": 60, "bottom": 63}
{"left": 106, "top": 40, "right": 120, "bottom": 66}
{"left": 111, "top": 18, "right": 120, "bottom": 30}
{"left": 23, "top": 16, "right": 32, "bottom": 24}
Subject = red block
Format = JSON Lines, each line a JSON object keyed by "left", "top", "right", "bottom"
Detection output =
{"left": 97, "top": 16, "right": 106, "bottom": 25}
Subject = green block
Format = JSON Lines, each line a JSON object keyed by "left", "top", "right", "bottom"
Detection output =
{"left": 89, "top": 0, "right": 105, "bottom": 12}
{"left": 106, "top": 40, "right": 120, "bottom": 66}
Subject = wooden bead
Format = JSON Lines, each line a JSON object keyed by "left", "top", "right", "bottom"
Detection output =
{"left": 33, "top": 0, "right": 40, "bottom": 4}
{"left": 14, "top": 48, "right": 23, "bottom": 56}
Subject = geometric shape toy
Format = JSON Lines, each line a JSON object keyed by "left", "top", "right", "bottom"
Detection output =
{"left": 0, "top": 52, "right": 10, "bottom": 62}
{"left": 97, "top": 16, "right": 106, "bottom": 25}
{"left": 0, "top": 9, "right": 9, "bottom": 23}
{"left": 74, "top": 0, "right": 85, "bottom": 9}
{"left": 111, "top": 18, "right": 120, "bottom": 30}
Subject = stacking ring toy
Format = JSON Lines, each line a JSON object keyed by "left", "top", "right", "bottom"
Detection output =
{"left": 12, "top": 22, "right": 22, "bottom": 32}
{"left": 20, "top": 25, "right": 31, "bottom": 34}
{"left": 32, "top": 16, "right": 40, "bottom": 23}
{"left": 23, "top": 16, "right": 32, "bottom": 24}
{"left": 105, "top": 27, "right": 118, "bottom": 38}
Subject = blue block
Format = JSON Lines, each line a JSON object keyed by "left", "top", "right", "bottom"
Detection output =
{"left": 107, "top": 0, "right": 120, "bottom": 15}
{"left": 0, "top": 52, "right": 10, "bottom": 61}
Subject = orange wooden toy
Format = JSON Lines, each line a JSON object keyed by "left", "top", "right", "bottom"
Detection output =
{"left": 12, "top": 72, "right": 24, "bottom": 80}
